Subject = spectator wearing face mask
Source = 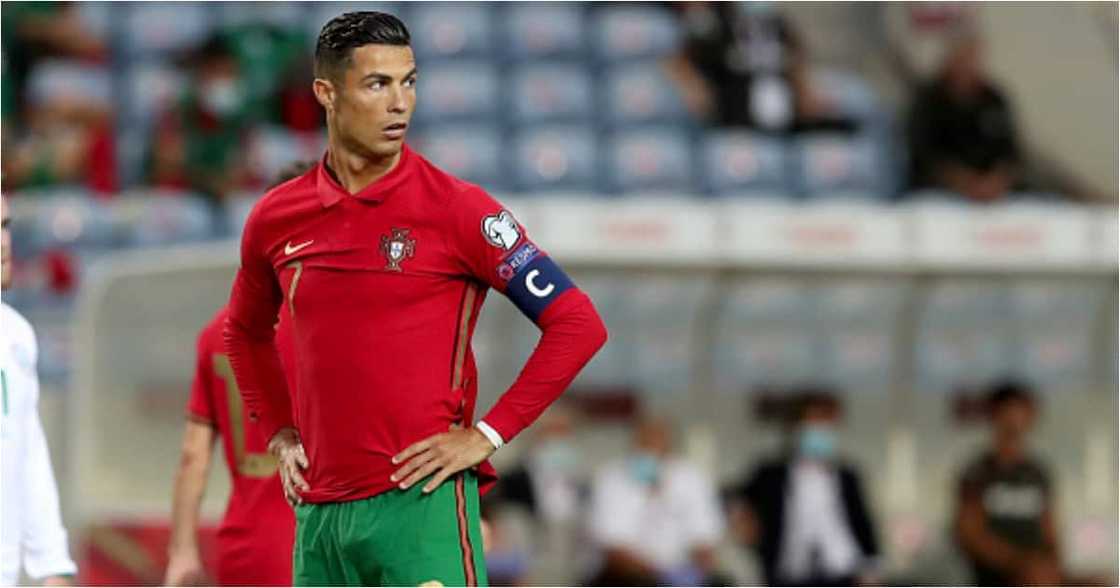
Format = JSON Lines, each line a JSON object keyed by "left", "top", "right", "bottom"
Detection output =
{"left": 586, "top": 416, "right": 725, "bottom": 586}
{"left": 730, "top": 389, "right": 880, "bottom": 586}
{"left": 147, "top": 36, "right": 254, "bottom": 201}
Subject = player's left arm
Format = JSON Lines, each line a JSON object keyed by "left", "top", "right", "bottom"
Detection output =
{"left": 392, "top": 186, "right": 607, "bottom": 493}
{"left": 19, "top": 356, "right": 78, "bottom": 584}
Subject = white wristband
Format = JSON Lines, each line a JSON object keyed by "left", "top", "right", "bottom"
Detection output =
{"left": 475, "top": 420, "right": 504, "bottom": 450}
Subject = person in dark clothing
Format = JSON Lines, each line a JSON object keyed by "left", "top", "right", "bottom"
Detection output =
{"left": 906, "top": 31, "right": 1021, "bottom": 201}
{"left": 731, "top": 389, "right": 880, "bottom": 586}
{"left": 954, "top": 381, "right": 1063, "bottom": 586}
{"left": 666, "top": 2, "right": 856, "bottom": 134}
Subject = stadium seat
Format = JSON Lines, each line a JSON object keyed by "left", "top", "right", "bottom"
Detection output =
{"left": 226, "top": 194, "right": 258, "bottom": 239}
{"left": 9, "top": 192, "right": 117, "bottom": 255}
{"left": 26, "top": 61, "right": 112, "bottom": 110}
{"left": 410, "top": 124, "right": 504, "bottom": 189}
{"left": 699, "top": 130, "right": 790, "bottom": 196}
{"left": 508, "top": 63, "right": 593, "bottom": 124}
{"left": 219, "top": 2, "right": 307, "bottom": 29}
{"left": 122, "top": 3, "right": 214, "bottom": 58}
{"left": 503, "top": 3, "right": 587, "bottom": 61}
{"left": 793, "top": 133, "right": 885, "bottom": 199}
{"left": 412, "top": 61, "right": 500, "bottom": 123}
{"left": 122, "top": 63, "right": 188, "bottom": 131}
{"left": 602, "top": 61, "right": 689, "bottom": 127}
{"left": 509, "top": 125, "right": 598, "bottom": 192}
{"left": 603, "top": 128, "right": 693, "bottom": 194}
{"left": 247, "top": 127, "right": 326, "bottom": 187}
{"left": 592, "top": 6, "right": 681, "bottom": 62}
{"left": 409, "top": 3, "right": 496, "bottom": 61}
{"left": 810, "top": 68, "right": 882, "bottom": 127}
{"left": 111, "top": 192, "right": 216, "bottom": 247}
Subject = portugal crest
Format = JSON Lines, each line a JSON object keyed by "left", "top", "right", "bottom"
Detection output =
{"left": 380, "top": 227, "right": 416, "bottom": 272}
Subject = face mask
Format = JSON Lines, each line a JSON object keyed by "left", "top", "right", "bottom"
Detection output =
{"left": 201, "top": 78, "right": 243, "bottom": 117}
{"left": 534, "top": 439, "right": 580, "bottom": 475}
{"left": 798, "top": 426, "right": 837, "bottom": 459}
{"left": 628, "top": 452, "right": 661, "bottom": 485}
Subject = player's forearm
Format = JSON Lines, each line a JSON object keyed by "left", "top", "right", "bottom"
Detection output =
{"left": 223, "top": 285, "right": 293, "bottom": 441}
{"left": 957, "top": 511, "right": 1024, "bottom": 572}
{"left": 168, "top": 423, "right": 214, "bottom": 557}
{"left": 482, "top": 290, "right": 607, "bottom": 442}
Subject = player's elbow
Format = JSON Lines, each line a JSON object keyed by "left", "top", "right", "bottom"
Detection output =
{"left": 586, "top": 309, "right": 609, "bottom": 354}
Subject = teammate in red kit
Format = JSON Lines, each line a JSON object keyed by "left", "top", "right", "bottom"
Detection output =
{"left": 165, "top": 162, "right": 314, "bottom": 587}
{"left": 223, "top": 11, "right": 607, "bottom": 586}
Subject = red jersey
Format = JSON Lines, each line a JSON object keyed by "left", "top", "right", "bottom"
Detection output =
{"left": 225, "top": 145, "right": 607, "bottom": 504}
{"left": 187, "top": 307, "right": 295, "bottom": 586}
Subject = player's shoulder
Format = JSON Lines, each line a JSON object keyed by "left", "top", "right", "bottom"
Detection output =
{"left": 245, "top": 166, "right": 321, "bottom": 229}
{"left": 197, "top": 306, "right": 231, "bottom": 355}
{"left": 1, "top": 302, "right": 35, "bottom": 345}
{"left": 408, "top": 146, "right": 494, "bottom": 210}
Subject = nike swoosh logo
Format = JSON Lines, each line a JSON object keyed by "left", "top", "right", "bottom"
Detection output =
{"left": 284, "top": 240, "right": 314, "bottom": 256}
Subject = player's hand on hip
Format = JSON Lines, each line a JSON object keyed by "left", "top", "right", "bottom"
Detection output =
{"left": 391, "top": 425, "right": 496, "bottom": 493}
{"left": 43, "top": 576, "right": 73, "bottom": 587}
{"left": 269, "top": 427, "right": 310, "bottom": 507}
{"left": 164, "top": 551, "right": 206, "bottom": 586}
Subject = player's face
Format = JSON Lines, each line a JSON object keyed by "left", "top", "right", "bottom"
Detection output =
{"left": 1, "top": 198, "right": 11, "bottom": 290}
{"left": 325, "top": 44, "right": 417, "bottom": 160}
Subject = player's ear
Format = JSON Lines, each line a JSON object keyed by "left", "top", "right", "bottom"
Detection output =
{"left": 313, "top": 78, "right": 337, "bottom": 114}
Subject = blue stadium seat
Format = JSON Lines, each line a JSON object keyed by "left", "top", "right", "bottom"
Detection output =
{"left": 219, "top": 2, "right": 307, "bottom": 29}
{"left": 75, "top": 2, "right": 115, "bottom": 44}
{"left": 793, "top": 134, "right": 885, "bottom": 199}
{"left": 603, "top": 61, "right": 689, "bottom": 127}
{"left": 593, "top": 6, "right": 681, "bottom": 62}
{"left": 122, "top": 63, "right": 188, "bottom": 131}
{"left": 509, "top": 63, "right": 593, "bottom": 124}
{"left": 700, "top": 131, "right": 790, "bottom": 196}
{"left": 413, "top": 61, "right": 500, "bottom": 123}
{"left": 409, "top": 3, "right": 496, "bottom": 61}
{"left": 604, "top": 128, "right": 693, "bottom": 194}
{"left": 410, "top": 125, "right": 503, "bottom": 189}
{"left": 122, "top": 3, "right": 214, "bottom": 58}
{"left": 811, "top": 68, "right": 882, "bottom": 127}
{"left": 248, "top": 127, "right": 326, "bottom": 187}
{"left": 9, "top": 192, "right": 116, "bottom": 255}
{"left": 26, "top": 61, "right": 112, "bottom": 109}
{"left": 504, "top": 3, "right": 587, "bottom": 61}
{"left": 226, "top": 194, "right": 258, "bottom": 239}
{"left": 111, "top": 193, "right": 216, "bottom": 247}
{"left": 510, "top": 125, "right": 598, "bottom": 192}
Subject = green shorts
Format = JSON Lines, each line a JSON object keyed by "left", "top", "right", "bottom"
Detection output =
{"left": 293, "top": 472, "right": 488, "bottom": 587}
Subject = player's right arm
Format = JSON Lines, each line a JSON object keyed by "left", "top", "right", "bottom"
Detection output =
{"left": 165, "top": 421, "right": 215, "bottom": 586}
{"left": 166, "top": 329, "right": 219, "bottom": 586}
{"left": 222, "top": 203, "right": 295, "bottom": 450}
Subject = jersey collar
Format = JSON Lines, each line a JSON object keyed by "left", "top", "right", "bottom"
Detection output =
{"left": 316, "top": 144, "right": 414, "bottom": 208}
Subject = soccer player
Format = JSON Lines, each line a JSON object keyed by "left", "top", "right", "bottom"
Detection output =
{"left": 165, "top": 164, "right": 313, "bottom": 587}
{"left": 224, "top": 11, "right": 608, "bottom": 587}
{"left": 165, "top": 306, "right": 297, "bottom": 586}
{"left": 1, "top": 196, "right": 78, "bottom": 586}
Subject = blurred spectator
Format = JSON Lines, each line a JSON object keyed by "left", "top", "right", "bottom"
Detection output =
{"left": 1, "top": 59, "right": 116, "bottom": 195}
{"left": 217, "top": 23, "right": 319, "bottom": 130}
{"left": 666, "top": 2, "right": 856, "bottom": 133}
{"left": 1, "top": 2, "right": 106, "bottom": 116}
{"left": 586, "top": 416, "right": 725, "bottom": 586}
{"left": 954, "top": 380, "right": 1065, "bottom": 586}
{"left": 147, "top": 36, "right": 255, "bottom": 201}
{"left": 484, "top": 404, "right": 590, "bottom": 585}
{"left": 906, "top": 29, "right": 1021, "bottom": 201}
{"left": 730, "top": 389, "right": 880, "bottom": 586}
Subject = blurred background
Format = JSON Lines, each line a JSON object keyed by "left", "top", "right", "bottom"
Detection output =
{"left": 1, "top": 1, "right": 1117, "bottom": 585}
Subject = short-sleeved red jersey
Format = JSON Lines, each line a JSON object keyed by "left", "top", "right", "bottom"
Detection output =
{"left": 224, "top": 145, "right": 607, "bottom": 504}
{"left": 187, "top": 306, "right": 295, "bottom": 586}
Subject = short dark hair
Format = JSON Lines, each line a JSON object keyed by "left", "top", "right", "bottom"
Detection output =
{"left": 315, "top": 11, "right": 410, "bottom": 80}
{"left": 988, "top": 379, "right": 1036, "bottom": 414}
{"left": 789, "top": 386, "right": 842, "bottom": 424}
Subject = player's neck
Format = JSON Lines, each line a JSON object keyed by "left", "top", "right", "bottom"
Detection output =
{"left": 324, "top": 142, "right": 402, "bottom": 195}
